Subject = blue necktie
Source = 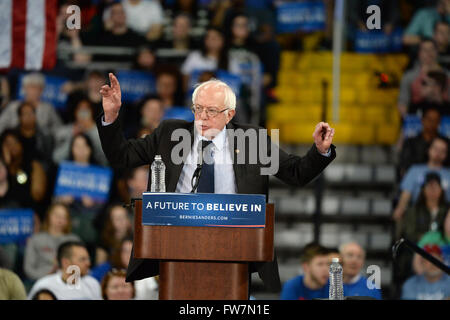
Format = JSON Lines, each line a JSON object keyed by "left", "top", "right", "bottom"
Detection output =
{"left": 197, "top": 141, "right": 215, "bottom": 193}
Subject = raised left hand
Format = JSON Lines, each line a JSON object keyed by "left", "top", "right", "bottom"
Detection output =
{"left": 313, "top": 122, "right": 335, "bottom": 154}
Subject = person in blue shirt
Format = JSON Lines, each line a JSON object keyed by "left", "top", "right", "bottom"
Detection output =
{"left": 402, "top": 244, "right": 450, "bottom": 300}
{"left": 340, "top": 242, "right": 382, "bottom": 299}
{"left": 280, "top": 243, "right": 330, "bottom": 300}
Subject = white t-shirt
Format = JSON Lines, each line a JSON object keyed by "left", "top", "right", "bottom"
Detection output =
{"left": 27, "top": 271, "right": 102, "bottom": 300}
{"left": 181, "top": 50, "right": 218, "bottom": 76}
{"left": 122, "top": 0, "right": 163, "bottom": 35}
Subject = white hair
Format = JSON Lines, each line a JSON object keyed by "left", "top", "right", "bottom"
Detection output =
{"left": 192, "top": 79, "right": 236, "bottom": 111}
{"left": 22, "top": 73, "right": 45, "bottom": 88}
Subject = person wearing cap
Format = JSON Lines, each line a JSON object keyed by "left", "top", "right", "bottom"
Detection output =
{"left": 393, "top": 137, "right": 450, "bottom": 221}
{"left": 398, "top": 172, "right": 449, "bottom": 280}
{"left": 401, "top": 244, "right": 450, "bottom": 300}
{"left": 339, "top": 242, "right": 382, "bottom": 300}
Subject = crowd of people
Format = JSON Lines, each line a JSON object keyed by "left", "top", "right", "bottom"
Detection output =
{"left": 0, "top": 0, "right": 449, "bottom": 300}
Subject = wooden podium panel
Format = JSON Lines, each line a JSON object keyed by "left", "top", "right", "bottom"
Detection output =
{"left": 132, "top": 199, "right": 274, "bottom": 300}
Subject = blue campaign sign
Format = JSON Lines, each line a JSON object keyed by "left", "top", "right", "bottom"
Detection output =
{"left": 16, "top": 74, "right": 69, "bottom": 110}
{"left": 116, "top": 70, "right": 156, "bottom": 103}
{"left": 276, "top": 1, "right": 326, "bottom": 33}
{"left": 54, "top": 161, "right": 112, "bottom": 203}
{"left": 142, "top": 193, "right": 266, "bottom": 228}
{"left": 0, "top": 209, "right": 34, "bottom": 244}
{"left": 162, "top": 106, "right": 194, "bottom": 122}
{"left": 402, "top": 115, "right": 422, "bottom": 138}
{"left": 354, "top": 29, "right": 403, "bottom": 53}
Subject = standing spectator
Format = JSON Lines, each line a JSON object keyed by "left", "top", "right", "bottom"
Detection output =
{"left": 0, "top": 73, "right": 63, "bottom": 135}
{"left": 401, "top": 244, "right": 450, "bottom": 299}
{"left": 403, "top": 0, "right": 450, "bottom": 47}
{"left": 398, "top": 39, "right": 448, "bottom": 117}
{"left": 23, "top": 203, "right": 80, "bottom": 281}
{"left": 280, "top": 243, "right": 330, "bottom": 300}
{"left": 53, "top": 98, "right": 108, "bottom": 166}
{"left": 15, "top": 101, "right": 54, "bottom": 172}
{"left": 0, "top": 268, "right": 27, "bottom": 300}
{"left": 339, "top": 242, "right": 382, "bottom": 299}
{"left": 101, "top": 268, "right": 135, "bottom": 300}
{"left": 399, "top": 107, "right": 450, "bottom": 178}
{"left": 393, "top": 137, "right": 450, "bottom": 221}
{"left": 27, "top": 241, "right": 102, "bottom": 300}
{"left": 122, "top": 0, "right": 164, "bottom": 41}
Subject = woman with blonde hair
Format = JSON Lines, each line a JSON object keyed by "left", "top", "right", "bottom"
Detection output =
{"left": 23, "top": 202, "right": 80, "bottom": 281}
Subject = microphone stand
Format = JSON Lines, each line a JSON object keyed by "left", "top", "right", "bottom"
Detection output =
{"left": 392, "top": 238, "right": 450, "bottom": 275}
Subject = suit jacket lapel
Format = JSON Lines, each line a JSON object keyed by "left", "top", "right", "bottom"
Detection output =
{"left": 226, "top": 122, "right": 243, "bottom": 194}
{"left": 166, "top": 122, "right": 195, "bottom": 192}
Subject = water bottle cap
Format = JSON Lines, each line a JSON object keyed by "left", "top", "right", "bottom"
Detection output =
{"left": 155, "top": 155, "right": 162, "bottom": 160}
{"left": 332, "top": 257, "right": 339, "bottom": 263}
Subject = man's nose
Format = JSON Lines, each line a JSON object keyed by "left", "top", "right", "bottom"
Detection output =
{"left": 200, "top": 109, "right": 209, "bottom": 120}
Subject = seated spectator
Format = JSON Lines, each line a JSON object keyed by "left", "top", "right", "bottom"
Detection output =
{"left": 55, "top": 133, "right": 105, "bottom": 250}
{"left": 97, "top": 204, "right": 133, "bottom": 260}
{"left": 122, "top": 0, "right": 164, "bottom": 41}
{"left": 409, "top": 70, "right": 450, "bottom": 116}
{"left": 403, "top": 0, "right": 450, "bottom": 48}
{"left": 135, "top": 95, "right": 164, "bottom": 138}
{"left": 31, "top": 289, "right": 57, "bottom": 300}
{"left": 53, "top": 98, "right": 108, "bottom": 166}
{"left": 85, "top": 2, "right": 146, "bottom": 61}
{"left": 155, "top": 67, "right": 185, "bottom": 109}
{"left": 280, "top": 243, "right": 330, "bottom": 300}
{"left": 23, "top": 202, "right": 80, "bottom": 281}
{"left": 393, "top": 137, "right": 450, "bottom": 221}
{"left": 398, "top": 39, "right": 448, "bottom": 117}
{"left": 63, "top": 70, "right": 106, "bottom": 123}
{"left": 0, "top": 158, "right": 20, "bottom": 209}
{"left": 416, "top": 209, "right": 450, "bottom": 271}
{"left": 56, "top": 2, "right": 91, "bottom": 67}
{"left": 0, "top": 73, "right": 63, "bottom": 135}
{"left": 27, "top": 241, "right": 102, "bottom": 300}
{"left": 158, "top": 13, "right": 198, "bottom": 52}
{"left": 401, "top": 244, "right": 450, "bottom": 299}
{"left": 101, "top": 269, "right": 135, "bottom": 300}
{"left": 0, "top": 129, "right": 47, "bottom": 210}
{"left": 133, "top": 45, "right": 157, "bottom": 73}
{"left": 339, "top": 242, "right": 382, "bottom": 299}
{"left": 14, "top": 101, "right": 54, "bottom": 171}
{"left": 181, "top": 27, "right": 229, "bottom": 91}
{"left": 434, "top": 20, "right": 450, "bottom": 70}
{"left": 399, "top": 107, "right": 450, "bottom": 178}
{"left": 0, "top": 268, "right": 27, "bottom": 300}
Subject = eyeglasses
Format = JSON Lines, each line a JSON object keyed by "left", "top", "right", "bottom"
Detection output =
{"left": 191, "top": 104, "right": 229, "bottom": 118}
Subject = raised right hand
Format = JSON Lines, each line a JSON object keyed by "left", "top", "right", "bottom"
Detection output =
{"left": 100, "top": 73, "right": 122, "bottom": 123}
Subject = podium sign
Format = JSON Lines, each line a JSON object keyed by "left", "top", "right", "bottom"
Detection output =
{"left": 142, "top": 193, "right": 266, "bottom": 228}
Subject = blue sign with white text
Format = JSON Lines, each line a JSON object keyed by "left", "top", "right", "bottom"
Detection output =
{"left": 54, "top": 161, "right": 112, "bottom": 203}
{"left": 354, "top": 29, "right": 403, "bottom": 53}
{"left": 276, "top": 1, "right": 326, "bottom": 33}
{"left": 142, "top": 193, "right": 266, "bottom": 228}
{"left": 0, "top": 209, "right": 34, "bottom": 244}
{"left": 116, "top": 70, "right": 156, "bottom": 103}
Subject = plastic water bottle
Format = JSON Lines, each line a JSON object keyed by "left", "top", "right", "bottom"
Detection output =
{"left": 150, "top": 155, "right": 166, "bottom": 192}
{"left": 329, "top": 257, "right": 344, "bottom": 300}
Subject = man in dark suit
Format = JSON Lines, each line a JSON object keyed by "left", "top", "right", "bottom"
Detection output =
{"left": 97, "top": 73, "right": 336, "bottom": 293}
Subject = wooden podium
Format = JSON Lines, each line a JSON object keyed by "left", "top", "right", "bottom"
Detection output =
{"left": 133, "top": 199, "right": 274, "bottom": 300}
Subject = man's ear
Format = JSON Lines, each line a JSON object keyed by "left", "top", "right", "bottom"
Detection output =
{"left": 226, "top": 109, "right": 236, "bottom": 123}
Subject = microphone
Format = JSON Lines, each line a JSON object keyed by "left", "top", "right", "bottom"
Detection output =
{"left": 190, "top": 140, "right": 209, "bottom": 193}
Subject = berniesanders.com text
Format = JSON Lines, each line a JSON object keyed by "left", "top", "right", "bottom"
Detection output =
{"left": 179, "top": 215, "right": 228, "bottom": 221}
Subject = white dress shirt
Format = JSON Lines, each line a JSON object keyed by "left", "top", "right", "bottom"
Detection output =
{"left": 175, "top": 126, "right": 237, "bottom": 194}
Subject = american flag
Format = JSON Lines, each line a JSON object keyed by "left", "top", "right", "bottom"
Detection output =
{"left": 0, "top": 0, "right": 57, "bottom": 71}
